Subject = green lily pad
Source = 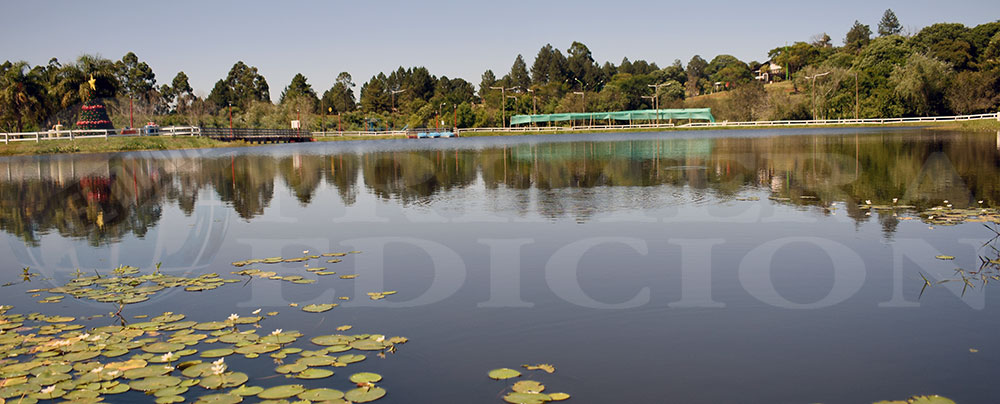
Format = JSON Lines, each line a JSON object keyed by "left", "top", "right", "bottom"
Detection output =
{"left": 349, "top": 339, "right": 385, "bottom": 351}
{"left": 156, "top": 395, "right": 185, "bottom": 404}
{"left": 311, "top": 335, "right": 353, "bottom": 346}
{"left": 201, "top": 348, "right": 235, "bottom": 358}
{"left": 935, "top": 255, "right": 955, "bottom": 260}
{"left": 297, "top": 356, "right": 336, "bottom": 367}
{"left": 349, "top": 372, "right": 382, "bottom": 383}
{"left": 230, "top": 385, "right": 264, "bottom": 396}
{"left": 301, "top": 304, "right": 337, "bottom": 313}
{"left": 194, "top": 393, "right": 244, "bottom": 404}
{"left": 129, "top": 375, "right": 181, "bottom": 392}
{"left": 294, "top": 368, "right": 334, "bottom": 380}
{"left": 199, "top": 372, "right": 249, "bottom": 389}
{"left": 143, "top": 342, "right": 186, "bottom": 354}
{"left": 503, "top": 392, "right": 552, "bottom": 404}
{"left": 338, "top": 354, "right": 365, "bottom": 364}
{"left": 512, "top": 380, "right": 545, "bottom": 393}
{"left": 153, "top": 386, "right": 189, "bottom": 397}
{"left": 298, "top": 388, "right": 345, "bottom": 401}
{"left": 549, "top": 392, "right": 571, "bottom": 401}
{"left": 488, "top": 368, "right": 522, "bottom": 380}
{"left": 344, "top": 387, "right": 386, "bottom": 403}
{"left": 257, "top": 384, "right": 307, "bottom": 400}
{"left": 275, "top": 363, "right": 308, "bottom": 374}
{"left": 124, "top": 365, "right": 173, "bottom": 379}
{"left": 910, "top": 396, "right": 957, "bottom": 404}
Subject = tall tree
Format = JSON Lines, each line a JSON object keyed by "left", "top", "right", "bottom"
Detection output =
{"left": 0, "top": 61, "right": 48, "bottom": 132}
{"left": 359, "top": 73, "right": 390, "bottom": 112}
{"left": 508, "top": 55, "right": 531, "bottom": 90}
{"left": 910, "top": 23, "right": 974, "bottom": 70}
{"left": 845, "top": 20, "right": 872, "bottom": 51}
{"left": 878, "top": 9, "right": 902, "bottom": 36}
{"left": 114, "top": 52, "right": 156, "bottom": 97}
{"left": 321, "top": 72, "right": 356, "bottom": 113}
{"left": 530, "top": 44, "right": 567, "bottom": 85}
{"left": 279, "top": 73, "right": 319, "bottom": 111}
{"left": 890, "top": 53, "right": 952, "bottom": 116}
{"left": 566, "top": 41, "right": 601, "bottom": 89}
{"left": 686, "top": 55, "right": 708, "bottom": 95}
{"left": 479, "top": 69, "right": 497, "bottom": 97}
{"left": 207, "top": 61, "right": 270, "bottom": 108}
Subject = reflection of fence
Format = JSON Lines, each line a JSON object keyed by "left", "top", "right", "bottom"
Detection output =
{"left": 199, "top": 128, "right": 312, "bottom": 143}
{"left": 1, "top": 126, "right": 200, "bottom": 144}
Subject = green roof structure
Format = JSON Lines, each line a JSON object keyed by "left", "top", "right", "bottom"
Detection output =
{"left": 509, "top": 108, "right": 715, "bottom": 125}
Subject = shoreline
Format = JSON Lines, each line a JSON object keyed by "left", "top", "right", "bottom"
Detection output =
{"left": 1, "top": 119, "right": 996, "bottom": 158}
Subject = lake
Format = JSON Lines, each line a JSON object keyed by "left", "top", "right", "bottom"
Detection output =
{"left": 1, "top": 127, "right": 999, "bottom": 404}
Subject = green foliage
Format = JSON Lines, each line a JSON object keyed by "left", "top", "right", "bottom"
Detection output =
{"left": 114, "top": 52, "right": 156, "bottom": 97}
{"left": 0, "top": 61, "right": 48, "bottom": 132}
{"left": 910, "top": 23, "right": 974, "bottom": 70}
{"left": 530, "top": 44, "right": 568, "bottom": 85}
{"left": 207, "top": 61, "right": 270, "bottom": 109}
{"left": 878, "top": 9, "right": 902, "bottom": 37}
{"left": 279, "top": 73, "right": 319, "bottom": 112}
{"left": 508, "top": 55, "right": 531, "bottom": 90}
{"left": 845, "top": 20, "right": 872, "bottom": 51}
{"left": 890, "top": 53, "right": 952, "bottom": 116}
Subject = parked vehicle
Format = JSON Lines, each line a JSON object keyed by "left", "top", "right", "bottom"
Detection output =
{"left": 142, "top": 122, "right": 160, "bottom": 136}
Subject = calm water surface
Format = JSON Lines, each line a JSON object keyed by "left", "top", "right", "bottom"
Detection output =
{"left": 2, "top": 127, "right": 1000, "bottom": 403}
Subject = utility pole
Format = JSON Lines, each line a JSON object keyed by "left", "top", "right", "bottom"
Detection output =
{"left": 854, "top": 72, "right": 859, "bottom": 120}
{"left": 490, "top": 86, "right": 519, "bottom": 128}
{"left": 648, "top": 83, "right": 670, "bottom": 126}
{"left": 390, "top": 89, "right": 405, "bottom": 112}
{"left": 804, "top": 71, "right": 830, "bottom": 120}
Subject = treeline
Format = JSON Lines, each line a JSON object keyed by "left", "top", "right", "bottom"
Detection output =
{"left": 1, "top": 10, "right": 999, "bottom": 132}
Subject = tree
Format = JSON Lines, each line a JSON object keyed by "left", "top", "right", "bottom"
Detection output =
{"left": 207, "top": 61, "right": 270, "bottom": 108}
{"left": 508, "top": 55, "right": 531, "bottom": 90}
{"left": 662, "top": 60, "right": 687, "bottom": 85}
{"left": 946, "top": 70, "right": 1000, "bottom": 114}
{"left": 359, "top": 73, "right": 389, "bottom": 112}
{"left": 706, "top": 55, "right": 748, "bottom": 86}
{"left": 0, "top": 61, "right": 48, "bottom": 132}
{"left": 171, "top": 72, "right": 193, "bottom": 97}
{"left": 845, "top": 20, "right": 872, "bottom": 51}
{"left": 729, "top": 81, "right": 769, "bottom": 121}
{"left": 890, "top": 53, "right": 952, "bottom": 116}
{"left": 530, "top": 44, "right": 567, "bottom": 85}
{"left": 321, "top": 72, "right": 356, "bottom": 113}
{"left": 279, "top": 73, "right": 319, "bottom": 112}
{"left": 479, "top": 69, "right": 496, "bottom": 97}
{"left": 910, "top": 23, "right": 974, "bottom": 70}
{"left": 566, "top": 41, "right": 601, "bottom": 89}
{"left": 685, "top": 55, "right": 708, "bottom": 95}
{"left": 114, "top": 52, "right": 156, "bottom": 97}
{"left": 811, "top": 33, "right": 833, "bottom": 48}
{"left": 878, "top": 9, "right": 902, "bottom": 37}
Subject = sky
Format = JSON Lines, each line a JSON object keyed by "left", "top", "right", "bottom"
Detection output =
{"left": 2, "top": 0, "right": 998, "bottom": 102}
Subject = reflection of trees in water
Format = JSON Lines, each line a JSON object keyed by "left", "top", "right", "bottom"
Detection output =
{"left": 1, "top": 131, "right": 999, "bottom": 244}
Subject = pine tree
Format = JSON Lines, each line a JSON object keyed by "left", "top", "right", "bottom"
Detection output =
{"left": 878, "top": 9, "right": 902, "bottom": 36}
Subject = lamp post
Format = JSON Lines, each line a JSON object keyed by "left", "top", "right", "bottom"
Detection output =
{"left": 390, "top": 89, "right": 405, "bottom": 112}
{"left": 805, "top": 71, "right": 830, "bottom": 120}
{"left": 489, "top": 86, "right": 518, "bottom": 128}
{"left": 438, "top": 102, "right": 447, "bottom": 129}
{"left": 648, "top": 83, "right": 671, "bottom": 126}
{"left": 854, "top": 72, "right": 859, "bottom": 120}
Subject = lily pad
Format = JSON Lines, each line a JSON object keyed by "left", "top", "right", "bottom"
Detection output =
{"left": 512, "top": 380, "right": 545, "bottom": 393}
{"left": 302, "top": 304, "right": 337, "bottom": 313}
{"left": 230, "top": 385, "right": 265, "bottom": 396}
{"left": 344, "top": 387, "right": 386, "bottom": 403}
{"left": 201, "top": 348, "right": 235, "bottom": 358}
{"left": 349, "top": 339, "right": 385, "bottom": 351}
{"left": 294, "top": 368, "right": 334, "bottom": 380}
{"left": 488, "top": 368, "right": 522, "bottom": 380}
{"left": 194, "top": 393, "right": 244, "bottom": 404}
{"left": 257, "top": 385, "right": 307, "bottom": 400}
{"left": 935, "top": 255, "right": 955, "bottom": 260}
{"left": 275, "top": 363, "right": 308, "bottom": 374}
{"left": 338, "top": 354, "right": 365, "bottom": 364}
{"left": 503, "top": 392, "right": 552, "bottom": 404}
{"left": 143, "top": 342, "right": 186, "bottom": 354}
{"left": 129, "top": 375, "right": 181, "bottom": 392}
{"left": 199, "top": 372, "right": 249, "bottom": 389}
{"left": 549, "top": 392, "right": 571, "bottom": 401}
{"left": 349, "top": 372, "right": 382, "bottom": 383}
{"left": 297, "top": 388, "right": 345, "bottom": 401}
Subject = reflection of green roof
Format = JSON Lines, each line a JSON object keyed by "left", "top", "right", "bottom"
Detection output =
{"left": 510, "top": 108, "right": 715, "bottom": 125}
{"left": 510, "top": 139, "right": 714, "bottom": 161}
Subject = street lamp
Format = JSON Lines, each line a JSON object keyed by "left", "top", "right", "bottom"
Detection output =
{"left": 390, "top": 89, "right": 405, "bottom": 112}
{"left": 490, "top": 86, "right": 519, "bottom": 128}
{"left": 438, "top": 102, "right": 447, "bottom": 129}
{"left": 804, "top": 71, "right": 830, "bottom": 120}
{"left": 648, "top": 83, "right": 672, "bottom": 126}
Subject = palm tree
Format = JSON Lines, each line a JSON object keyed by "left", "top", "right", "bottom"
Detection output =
{"left": 0, "top": 61, "right": 48, "bottom": 132}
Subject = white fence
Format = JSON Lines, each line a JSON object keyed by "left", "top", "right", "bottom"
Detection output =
{"left": 679, "top": 112, "right": 1000, "bottom": 128}
{"left": 0, "top": 126, "right": 200, "bottom": 144}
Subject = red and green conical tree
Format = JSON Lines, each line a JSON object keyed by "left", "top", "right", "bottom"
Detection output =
{"left": 75, "top": 75, "right": 114, "bottom": 130}
{"left": 75, "top": 99, "right": 114, "bottom": 130}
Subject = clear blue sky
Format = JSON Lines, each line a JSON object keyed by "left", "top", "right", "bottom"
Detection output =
{"left": 2, "top": 0, "right": 998, "bottom": 102}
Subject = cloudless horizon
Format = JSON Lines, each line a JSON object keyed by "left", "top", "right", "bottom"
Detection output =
{"left": 2, "top": 0, "right": 998, "bottom": 102}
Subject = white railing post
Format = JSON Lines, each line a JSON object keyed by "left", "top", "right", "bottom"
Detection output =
{"left": 35, "top": 132, "right": 39, "bottom": 143}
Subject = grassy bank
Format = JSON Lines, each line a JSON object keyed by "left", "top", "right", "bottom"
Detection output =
{"left": 1, "top": 119, "right": 996, "bottom": 157}
{"left": 0, "top": 136, "right": 242, "bottom": 157}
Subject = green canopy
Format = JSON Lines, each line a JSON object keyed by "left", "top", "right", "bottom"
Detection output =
{"left": 509, "top": 108, "right": 715, "bottom": 125}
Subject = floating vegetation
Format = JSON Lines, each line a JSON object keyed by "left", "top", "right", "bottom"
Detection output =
{"left": 488, "top": 368, "right": 522, "bottom": 380}
{"left": 0, "top": 255, "right": 408, "bottom": 403}
{"left": 489, "top": 365, "right": 570, "bottom": 403}
{"left": 934, "top": 255, "right": 955, "bottom": 260}
{"left": 522, "top": 364, "right": 556, "bottom": 373}
{"left": 366, "top": 291, "right": 396, "bottom": 301}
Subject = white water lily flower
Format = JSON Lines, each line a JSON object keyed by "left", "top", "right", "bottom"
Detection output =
{"left": 892, "top": 198, "right": 898, "bottom": 203}
{"left": 107, "top": 370, "right": 120, "bottom": 377}
{"left": 161, "top": 352, "right": 175, "bottom": 362}
{"left": 979, "top": 200, "right": 984, "bottom": 204}
{"left": 944, "top": 200, "right": 949, "bottom": 204}
{"left": 865, "top": 200, "right": 872, "bottom": 205}
{"left": 946, "top": 204, "right": 953, "bottom": 208}
{"left": 78, "top": 333, "right": 90, "bottom": 340}
{"left": 211, "top": 358, "right": 227, "bottom": 375}
{"left": 303, "top": 250, "right": 309, "bottom": 254}
{"left": 375, "top": 335, "right": 385, "bottom": 342}
{"left": 272, "top": 329, "right": 283, "bottom": 335}
{"left": 252, "top": 309, "right": 261, "bottom": 315}
{"left": 227, "top": 313, "right": 239, "bottom": 322}
{"left": 40, "top": 386, "right": 55, "bottom": 394}
{"left": 164, "top": 366, "right": 175, "bottom": 372}
{"left": 91, "top": 366, "right": 105, "bottom": 373}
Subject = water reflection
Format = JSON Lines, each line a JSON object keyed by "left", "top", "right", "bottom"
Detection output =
{"left": 1, "top": 129, "right": 998, "bottom": 246}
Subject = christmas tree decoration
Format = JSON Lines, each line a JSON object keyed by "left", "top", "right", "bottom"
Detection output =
{"left": 75, "top": 74, "right": 114, "bottom": 130}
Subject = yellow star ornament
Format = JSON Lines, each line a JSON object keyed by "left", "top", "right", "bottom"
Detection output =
{"left": 88, "top": 74, "right": 97, "bottom": 90}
